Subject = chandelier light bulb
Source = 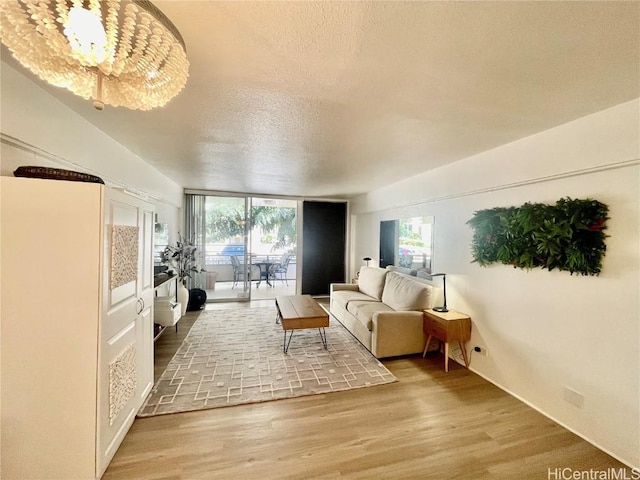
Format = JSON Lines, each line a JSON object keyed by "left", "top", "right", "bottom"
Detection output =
{"left": 64, "top": 6, "right": 108, "bottom": 65}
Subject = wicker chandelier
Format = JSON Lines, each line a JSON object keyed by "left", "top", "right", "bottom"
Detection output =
{"left": 0, "top": 0, "right": 189, "bottom": 111}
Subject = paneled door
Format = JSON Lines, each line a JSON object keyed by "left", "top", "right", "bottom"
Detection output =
{"left": 97, "top": 189, "right": 154, "bottom": 478}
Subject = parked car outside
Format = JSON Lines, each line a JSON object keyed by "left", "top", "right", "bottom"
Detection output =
{"left": 221, "top": 244, "right": 246, "bottom": 257}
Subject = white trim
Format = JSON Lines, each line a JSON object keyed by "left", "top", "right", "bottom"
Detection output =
{"left": 356, "top": 158, "right": 640, "bottom": 215}
{"left": 1, "top": 133, "right": 181, "bottom": 208}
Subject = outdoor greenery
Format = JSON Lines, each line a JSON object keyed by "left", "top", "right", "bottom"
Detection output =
{"left": 205, "top": 204, "right": 296, "bottom": 251}
{"left": 205, "top": 203, "right": 245, "bottom": 241}
{"left": 467, "top": 198, "right": 609, "bottom": 276}
{"left": 399, "top": 223, "right": 425, "bottom": 247}
{"left": 252, "top": 206, "right": 296, "bottom": 250}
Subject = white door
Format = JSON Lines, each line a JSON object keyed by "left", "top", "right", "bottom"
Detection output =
{"left": 137, "top": 206, "right": 156, "bottom": 404}
{"left": 96, "top": 189, "right": 154, "bottom": 478}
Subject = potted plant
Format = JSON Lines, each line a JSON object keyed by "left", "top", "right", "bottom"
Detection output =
{"left": 161, "top": 233, "right": 205, "bottom": 315}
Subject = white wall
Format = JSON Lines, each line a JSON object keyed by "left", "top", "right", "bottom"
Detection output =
{"left": 351, "top": 99, "right": 640, "bottom": 468}
{"left": 0, "top": 62, "right": 186, "bottom": 480}
{"left": 0, "top": 62, "right": 183, "bottom": 241}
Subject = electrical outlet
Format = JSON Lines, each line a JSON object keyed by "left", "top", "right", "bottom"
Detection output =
{"left": 564, "top": 387, "right": 584, "bottom": 409}
{"left": 473, "top": 345, "right": 488, "bottom": 357}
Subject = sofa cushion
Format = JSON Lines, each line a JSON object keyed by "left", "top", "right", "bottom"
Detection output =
{"left": 381, "top": 271, "right": 432, "bottom": 312}
{"left": 346, "top": 300, "right": 394, "bottom": 331}
{"left": 357, "top": 267, "right": 387, "bottom": 300}
{"left": 331, "top": 290, "right": 379, "bottom": 310}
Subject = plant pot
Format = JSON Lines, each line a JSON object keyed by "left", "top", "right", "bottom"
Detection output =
{"left": 206, "top": 271, "right": 219, "bottom": 290}
{"left": 177, "top": 281, "right": 189, "bottom": 316}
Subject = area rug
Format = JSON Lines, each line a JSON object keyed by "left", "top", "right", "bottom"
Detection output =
{"left": 138, "top": 306, "right": 397, "bottom": 416}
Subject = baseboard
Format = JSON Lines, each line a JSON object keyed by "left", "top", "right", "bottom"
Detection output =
{"left": 467, "top": 364, "right": 638, "bottom": 470}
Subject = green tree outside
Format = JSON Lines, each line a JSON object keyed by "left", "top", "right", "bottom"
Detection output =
{"left": 205, "top": 202, "right": 296, "bottom": 252}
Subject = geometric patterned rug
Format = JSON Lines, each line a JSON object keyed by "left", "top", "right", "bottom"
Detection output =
{"left": 138, "top": 306, "right": 397, "bottom": 417}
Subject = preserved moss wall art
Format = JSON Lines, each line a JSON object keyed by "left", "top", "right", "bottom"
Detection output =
{"left": 467, "top": 198, "right": 609, "bottom": 276}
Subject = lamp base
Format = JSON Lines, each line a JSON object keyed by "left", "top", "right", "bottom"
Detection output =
{"left": 432, "top": 307, "right": 449, "bottom": 313}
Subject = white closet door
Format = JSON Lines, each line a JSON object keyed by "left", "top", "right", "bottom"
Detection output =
{"left": 137, "top": 206, "right": 156, "bottom": 404}
{"left": 97, "top": 190, "right": 154, "bottom": 478}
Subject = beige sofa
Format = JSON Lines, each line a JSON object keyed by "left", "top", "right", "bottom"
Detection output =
{"left": 329, "top": 266, "right": 434, "bottom": 358}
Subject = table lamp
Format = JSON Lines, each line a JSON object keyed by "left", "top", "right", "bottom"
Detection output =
{"left": 430, "top": 273, "right": 448, "bottom": 312}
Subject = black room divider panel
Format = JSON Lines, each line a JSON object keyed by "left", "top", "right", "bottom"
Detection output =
{"left": 301, "top": 201, "right": 347, "bottom": 295}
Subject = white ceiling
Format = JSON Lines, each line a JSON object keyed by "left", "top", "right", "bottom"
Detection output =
{"left": 3, "top": 1, "right": 639, "bottom": 198}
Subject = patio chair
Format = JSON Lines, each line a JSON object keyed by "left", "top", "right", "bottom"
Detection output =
{"left": 230, "top": 255, "right": 251, "bottom": 288}
{"left": 269, "top": 253, "right": 291, "bottom": 285}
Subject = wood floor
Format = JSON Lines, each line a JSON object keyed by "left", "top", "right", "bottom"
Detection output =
{"left": 103, "top": 300, "right": 626, "bottom": 479}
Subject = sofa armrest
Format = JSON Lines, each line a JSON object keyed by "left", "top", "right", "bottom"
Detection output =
{"left": 330, "top": 283, "right": 360, "bottom": 293}
{"left": 371, "top": 311, "right": 425, "bottom": 358}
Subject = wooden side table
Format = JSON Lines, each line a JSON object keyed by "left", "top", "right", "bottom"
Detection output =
{"left": 422, "top": 309, "right": 471, "bottom": 372}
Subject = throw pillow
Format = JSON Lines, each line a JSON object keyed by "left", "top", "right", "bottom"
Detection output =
{"left": 357, "top": 266, "right": 388, "bottom": 300}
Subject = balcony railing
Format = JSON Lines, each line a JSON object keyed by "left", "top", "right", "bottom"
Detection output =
{"left": 155, "top": 244, "right": 296, "bottom": 286}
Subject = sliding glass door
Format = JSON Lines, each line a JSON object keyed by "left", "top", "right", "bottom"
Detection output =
{"left": 186, "top": 193, "right": 252, "bottom": 302}
{"left": 249, "top": 198, "right": 297, "bottom": 300}
{"left": 185, "top": 193, "right": 298, "bottom": 302}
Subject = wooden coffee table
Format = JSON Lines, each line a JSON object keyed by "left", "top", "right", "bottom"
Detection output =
{"left": 275, "top": 295, "right": 329, "bottom": 353}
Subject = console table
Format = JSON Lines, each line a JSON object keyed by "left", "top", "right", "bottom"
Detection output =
{"left": 153, "top": 274, "right": 179, "bottom": 342}
{"left": 422, "top": 309, "right": 471, "bottom": 372}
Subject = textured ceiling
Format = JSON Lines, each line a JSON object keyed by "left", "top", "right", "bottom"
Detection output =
{"left": 3, "top": 1, "right": 639, "bottom": 198}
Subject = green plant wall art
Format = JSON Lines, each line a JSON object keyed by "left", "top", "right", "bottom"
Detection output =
{"left": 467, "top": 198, "right": 609, "bottom": 276}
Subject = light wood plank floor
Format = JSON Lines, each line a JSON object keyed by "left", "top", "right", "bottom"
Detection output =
{"left": 104, "top": 300, "right": 626, "bottom": 479}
